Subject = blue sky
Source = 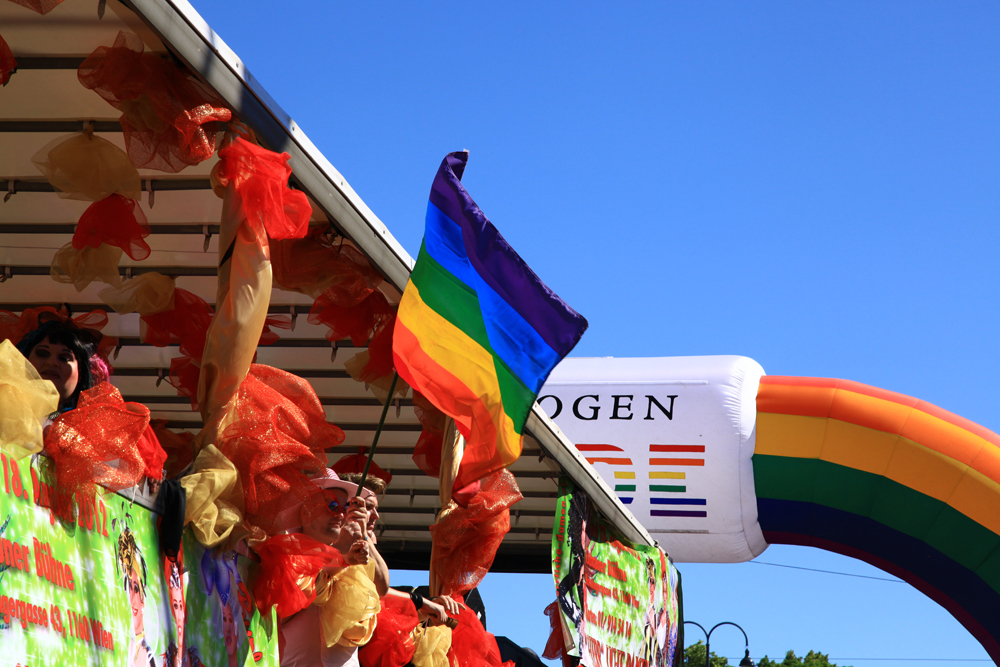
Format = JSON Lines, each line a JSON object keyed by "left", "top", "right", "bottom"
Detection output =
{"left": 191, "top": 2, "right": 998, "bottom": 664}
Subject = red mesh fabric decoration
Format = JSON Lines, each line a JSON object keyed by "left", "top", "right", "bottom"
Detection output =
{"left": 430, "top": 470, "right": 522, "bottom": 597}
{"left": 353, "top": 315, "right": 396, "bottom": 383}
{"left": 271, "top": 228, "right": 383, "bottom": 300}
{"left": 447, "top": 599, "right": 511, "bottom": 667}
{"left": 137, "top": 424, "right": 167, "bottom": 480}
{"left": 73, "top": 194, "right": 151, "bottom": 260}
{"left": 411, "top": 391, "right": 447, "bottom": 478}
{"left": 309, "top": 289, "right": 395, "bottom": 347}
{"left": 140, "top": 288, "right": 213, "bottom": 358}
{"left": 77, "top": 31, "right": 231, "bottom": 172}
{"left": 252, "top": 532, "right": 345, "bottom": 618}
{"left": 542, "top": 601, "right": 568, "bottom": 662}
{"left": 0, "top": 309, "right": 22, "bottom": 344}
{"left": 330, "top": 446, "right": 393, "bottom": 486}
{"left": 43, "top": 382, "right": 150, "bottom": 495}
{"left": 1, "top": 34, "right": 16, "bottom": 87}
{"left": 358, "top": 594, "right": 419, "bottom": 667}
{"left": 215, "top": 365, "right": 345, "bottom": 536}
{"left": 258, "top": 314, "right": 293, "bottom": 347}
{"left": 151, "top": 419, "right": 196, "bottom": 478}
{"left": 7, "top": 0, "right": 65, "bottom": 14}
{"left": 169, "top": 355, "right": 201, "bottom": 409}
{"left": 216, "top": 137, "right": 311, "bottom": 240}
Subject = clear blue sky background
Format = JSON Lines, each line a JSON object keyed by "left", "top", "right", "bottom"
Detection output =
{"left": 191, "top": 2, "right": 998, "bottom": 664}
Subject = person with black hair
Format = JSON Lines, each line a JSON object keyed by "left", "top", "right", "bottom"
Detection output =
{"left": 17, "top": 318, "right": 102, "bottom": 412}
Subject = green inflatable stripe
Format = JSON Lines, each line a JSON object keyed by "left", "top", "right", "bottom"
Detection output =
{"left": 753, "top": 454, "right": 1000, "bottom": 593}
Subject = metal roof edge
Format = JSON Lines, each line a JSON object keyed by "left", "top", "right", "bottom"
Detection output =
{"left": 125, "top": 0, "right": 415, "bottom": 292}
{"left": 526, "top": 404, "right": 656, "bottom": 550}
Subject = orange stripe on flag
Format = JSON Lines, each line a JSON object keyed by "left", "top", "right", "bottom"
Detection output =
{"left": 585, "top": 457, "right": 632, "bottom": 465}
{"left": 649, "top": 458, "right": 704, "bottom": 466}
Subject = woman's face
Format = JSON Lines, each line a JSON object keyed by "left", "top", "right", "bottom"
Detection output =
{"left": 169, "top": 583, "right": 185, "bottom": 644}
{"left": 128, "top": 570, "right": 145, "bottom": 636}
{"left": 28, "top": 338, "right": 80, "bottom": 404}
{"left": 222, "top": 603, "right": 237, "bottom": 655}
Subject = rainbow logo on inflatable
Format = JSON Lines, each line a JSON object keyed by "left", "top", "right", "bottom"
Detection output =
{"left": 649, "top": 444, "right": 707, "bottom": 518}
{"left": 577, "top": 444, "right": 635, "bottom": 504}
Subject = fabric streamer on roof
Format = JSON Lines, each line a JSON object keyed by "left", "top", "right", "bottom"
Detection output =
{"left": 1, "top": 34, "right": 16, "bottom": 86}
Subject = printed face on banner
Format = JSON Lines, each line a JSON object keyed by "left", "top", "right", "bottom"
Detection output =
{"left": 0, "top": 454, "right": 279, "bottom": 667}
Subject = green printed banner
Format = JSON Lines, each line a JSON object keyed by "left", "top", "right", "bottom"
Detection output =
{"left": 0, "top": 453, "right": 279, "bottom": 667}
{"left": 552, "top": 477, "right": 681, "bottom": 667}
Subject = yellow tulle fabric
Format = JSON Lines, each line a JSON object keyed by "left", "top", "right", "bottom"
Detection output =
{"left": 411, "top": 625, "right": 453, "bottom": 667}
{"left": 50, "top": 243, "right": 122, "bottom": 292}
{"left": 180, "top": 444, "right": 247, "bottom": 549}
{"left": 0, "top": 340, "right": 60, "bottom": 460}
{"left": 315, "top": 561, "right": 381, "bottom": 648}
{"left": 99, "top": 272, "right": 176, "bottom": 315}
{"left": 32, "top": 132, "right": 141, "bottom": 201}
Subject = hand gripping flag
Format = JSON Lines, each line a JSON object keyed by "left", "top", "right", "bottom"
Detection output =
{"left": 393, "top": 152, "right": 588, "bottom": 493}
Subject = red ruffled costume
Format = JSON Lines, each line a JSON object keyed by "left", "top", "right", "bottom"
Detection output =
{"left": 78, "top": 31, "right": 231, "bottom": 172}
{"left": 253, "top": 533, "right": 345, "bottom": 618}
{"left": 214, "top": 365, "right": 345, "bottom": 536}
{"left": 43, "top": 382, "right": 162, "bottom": 494}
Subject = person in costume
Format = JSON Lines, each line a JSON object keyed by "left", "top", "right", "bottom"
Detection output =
{"left": 117, "top": 524, "right": 157, "bottom": 667}
{"left": 17, "top": 318, "right": 100, "bottom": 412}
{"left": 281, "top": 470, "right": 381, "bottom": 667}
{"left": 338, "top": 472, "right": 390, "bottom": 596}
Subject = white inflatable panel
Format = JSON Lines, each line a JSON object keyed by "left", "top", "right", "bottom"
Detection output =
{"left": 539, "top": 356, "right": 768, "bottom": 563}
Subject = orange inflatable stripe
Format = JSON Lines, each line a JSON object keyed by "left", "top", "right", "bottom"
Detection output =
{"left": 758, "top": 377, "right": 1000, "bottom": 485}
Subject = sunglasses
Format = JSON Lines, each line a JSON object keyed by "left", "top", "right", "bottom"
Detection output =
{"left": 327, "top": 499, "right": 344, "bottom": 515}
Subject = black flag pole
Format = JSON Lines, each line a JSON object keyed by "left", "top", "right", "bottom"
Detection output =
{"left": 355, "top": 371, "right": 399, "bottom": 497}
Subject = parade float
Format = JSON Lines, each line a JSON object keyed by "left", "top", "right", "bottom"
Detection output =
{"left": 0, "top": 1, "right": 681, "bottom": 666}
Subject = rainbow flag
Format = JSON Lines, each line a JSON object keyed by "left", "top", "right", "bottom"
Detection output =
{"left": 393, "top": 152, "right": 588, "bottom": 491}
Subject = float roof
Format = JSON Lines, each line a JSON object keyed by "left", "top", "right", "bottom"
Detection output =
{"left": 0, "top": 0, "right": 654, "bottom": 571}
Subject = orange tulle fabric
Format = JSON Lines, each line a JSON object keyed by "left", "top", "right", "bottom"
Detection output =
{"left": 309, "top": 288, "right": 395, "bottom": 346}
{"left": 215, "top": 137, "right": 311, "bottom": 240}
{"left": 447, "top": 600, "right": 511, "bottom": 667}
{"left": 214, "top": 365, "right": 344, "bottom": 536}
{"left": 271, "top": 229, "right": 383, "bottom": 300}
{"left": 253, "top": 532, "right": 345, "bottom": 618}
{"left": 331, "top": 447, "right": 393, "bottom": 486}
{"left": 32, "top": 132, "right": 141, "bottom": 202}
{"left": 1, "top": 34, "right": 15, "bottom": 87}
{"left": 345, "top": 314, "right": 396, "bottom": 384}
{"left": 430, "top": 470, "right": 522, "bottom": 597}
{"left": 74, "top": 194, "right": 151, "bottom": 261}
{"left": 78, "top": 31, "right": 231, "bottom": 172}
{"left": 411, "top": 391, "right": 447, "bottom": 478}
{"left": 358, "top": 595, "right": 419, "bottom": 667}
{"left": 151, "top": 419, "right": 196, "bottom": 478}
{"left": 8, "top": 0, "right": 66, "bottom": 14}
{"left": 43, "top": 382, "right": 151, "bottom": 494}
{"left": 169, "top": 355, "right": 201, "bottom": 408}
{"left": 259, "top": 314, "right": 292, "bottom": 347}
{"left": 137, "top": 424, "right": 167, "bottom": 480}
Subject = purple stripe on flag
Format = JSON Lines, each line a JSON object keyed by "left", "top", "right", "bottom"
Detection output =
{"left": 429, "top": 151, "right": 588, "bottom": 357}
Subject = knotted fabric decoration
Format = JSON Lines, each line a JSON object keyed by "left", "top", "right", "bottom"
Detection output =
{"left": 410, "top": 625, "right": 453, "bottom": 667}
{"left": 32, "top": 131, "right": 140, "bottom": 201}
{"left": 446, "top": 599, "right": 512, "bottom": 667}
{"left": 78, "top": 31, "right": 231, "bottom": 172}
{"left": 214, "top": 137, "right": 311, "bottom": 240}
{"left": 0, "top": 340, "right": 60, "bottom": 459}
{"left": 358, "top": 594, "right": 419, "bottom": 667}
{"left": 1, "top": 34, "right": 16, "bottom": 86}
{"left": 213, "top": 365, "right": 343, "bottom": 537}
{"left": 252, "top": 532, "right": 345, "bottom": 618}
{"left": 271, "top": 229, "right": 383, "bottom": 300}
{"left": 411, "top": 391, "right": 448, "bottom": 478}
{"left": 331, "top": 446, "right": 393, "bottom": 486}
{"left": 74, "top": 194, "right": 151, "bottom": 260}
{"left": 150, "top": 419, "right": 196, "bottom": 479}
{"left": 429, "top": 469, "right": 522, "bottom": 598}
{"left": 542, "top": 600, "right": 569, "bottom": 664}
{"left": 309, "top": 288, "right": 395, "bottom": 347}
{"left": 179, "top": 444, "right": 246, "bottom": 549}
{"left": 43, "top": 382, "right": 151, "bottom": 495}
{"left": 8, "top": 0, "right": 66, "bottom": 14}
{"left": 315, "top": 562, "right": 381, "bottom": 648}
{"left": 50, "top": 243, "right": 122, "bottom": 292}
{"left": 0, "top": 306, "right": 108, "bottom": 346}
{"left": 100, "top": 271, "right": 175, "bottom": 316}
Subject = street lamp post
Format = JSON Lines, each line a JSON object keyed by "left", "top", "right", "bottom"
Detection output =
{"left": 683, "top": 621, "right": 755, "bottom": 667}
